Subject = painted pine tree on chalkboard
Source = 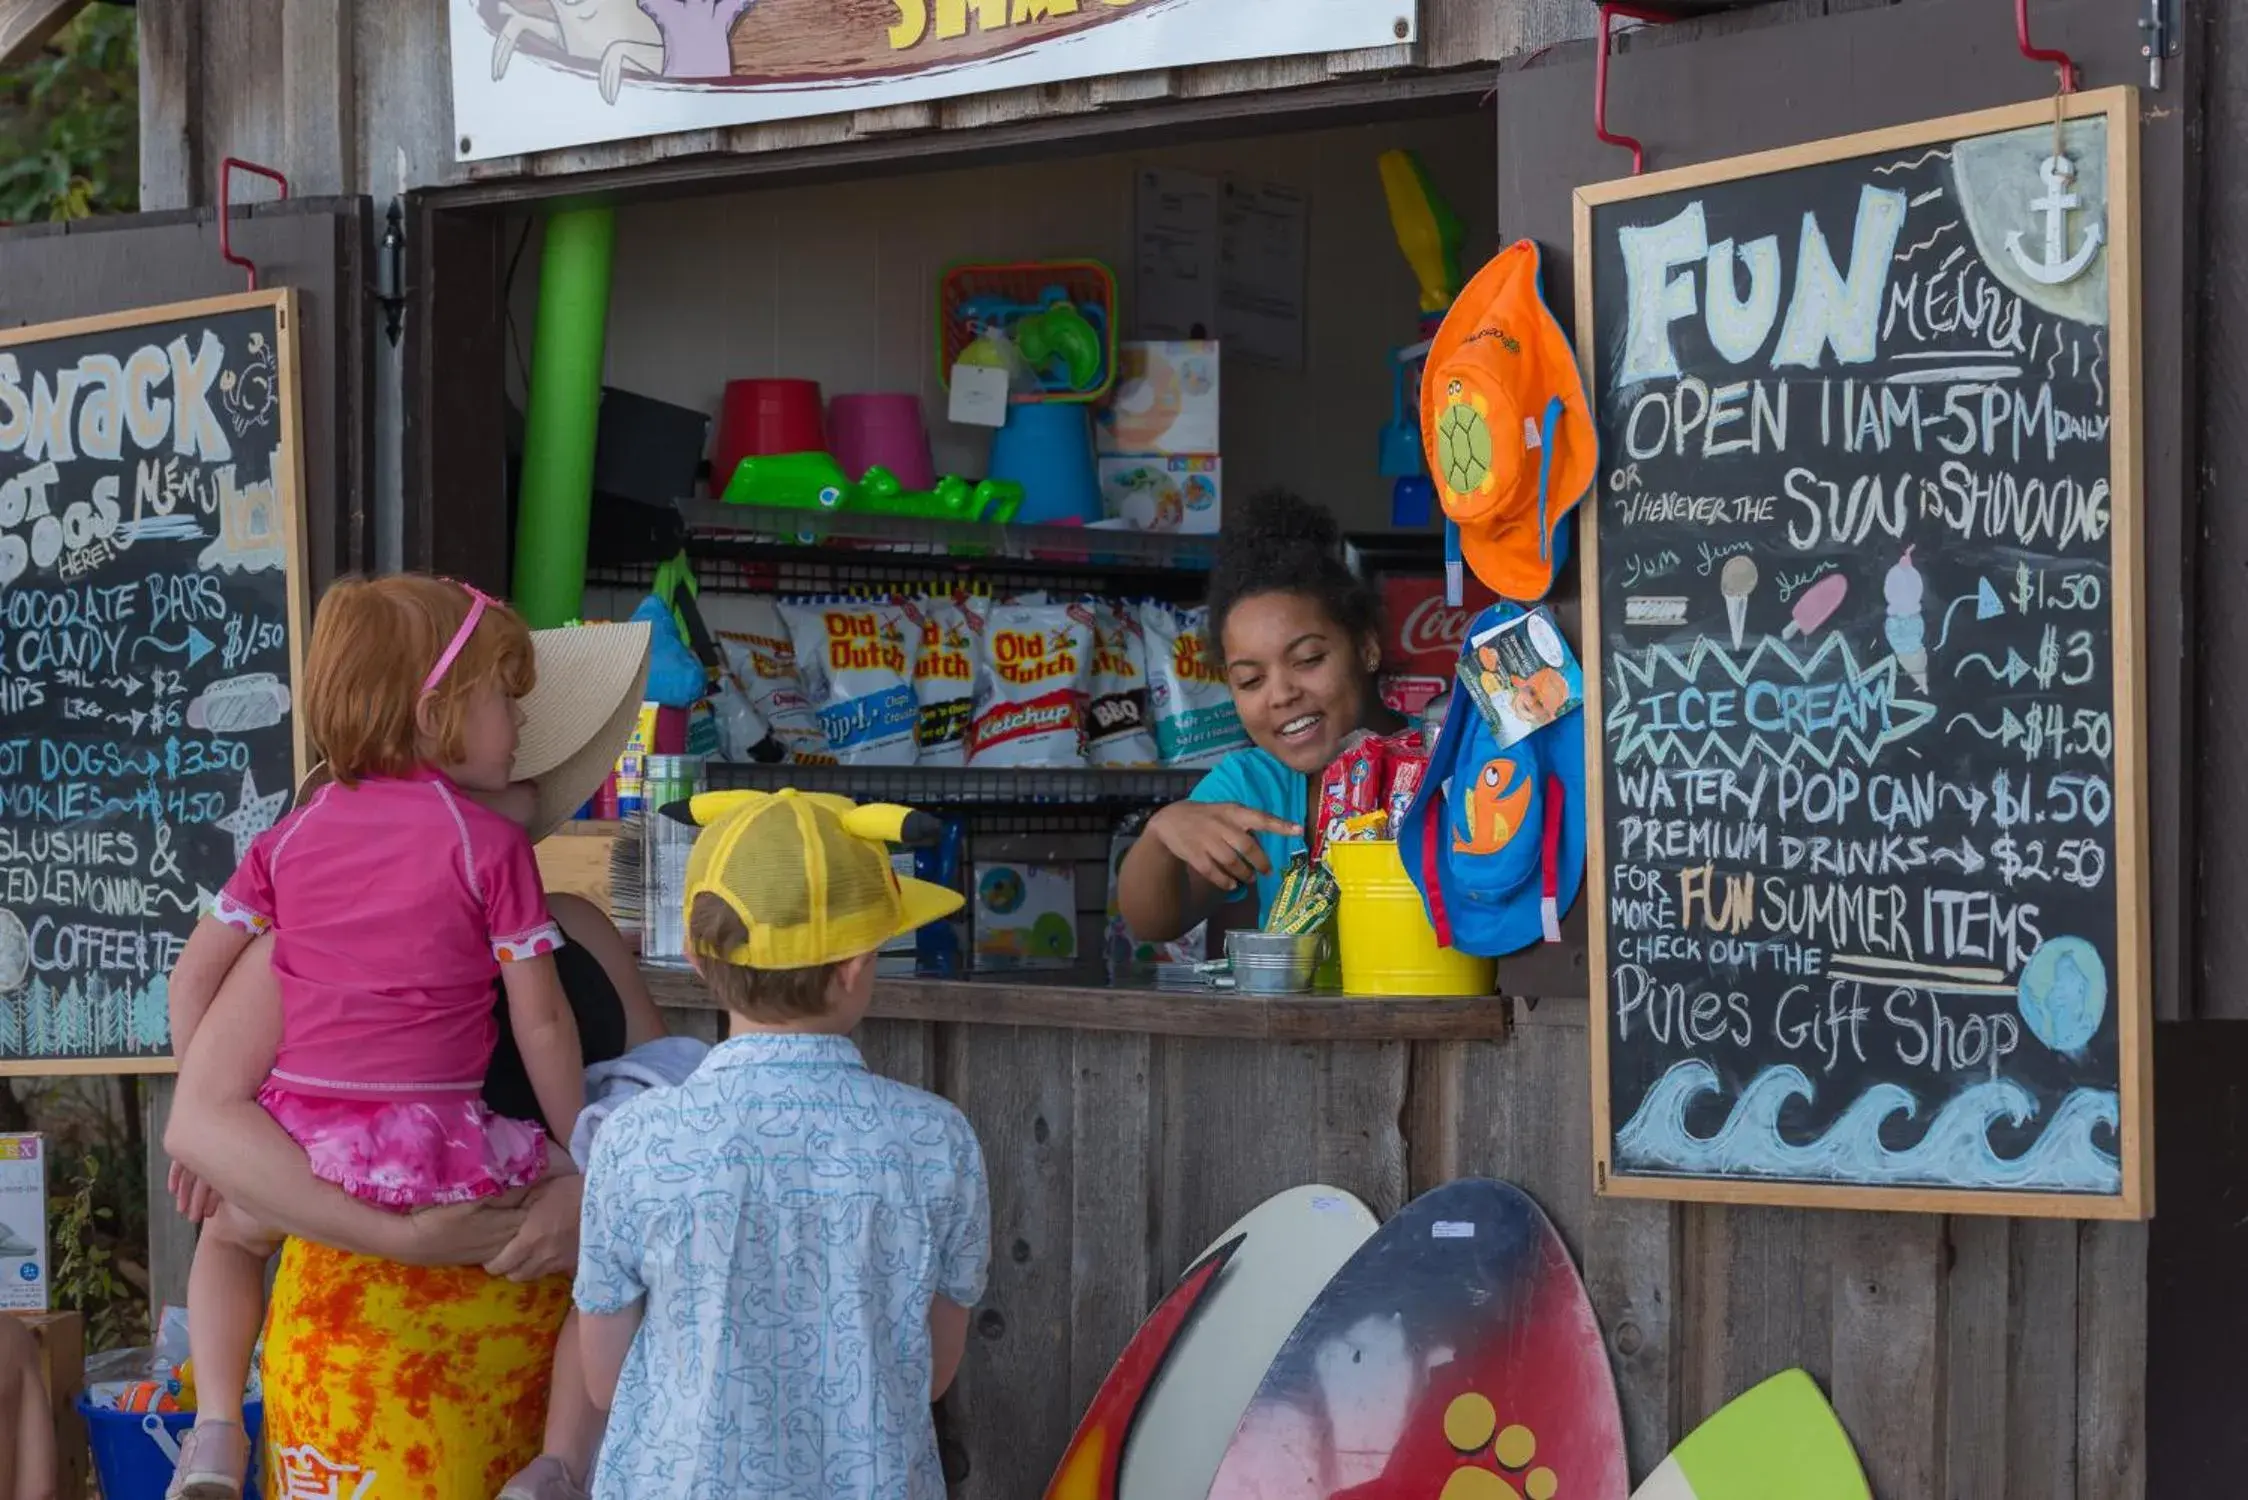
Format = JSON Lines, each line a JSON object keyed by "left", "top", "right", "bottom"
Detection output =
{"left": 24, "top": 981, "right": 51, "bottom": 1059}
{"left": 0, "top": 993, "right": 22, "bottom": 1058}
{"left": 55, "top": 982, "right": 87, "bottom": 1056}
{"left": 92, "top": 977, "right": 126, "bottom": 1056}
{"left": 131, "top": 977, "right": 170, "bottom": 1056}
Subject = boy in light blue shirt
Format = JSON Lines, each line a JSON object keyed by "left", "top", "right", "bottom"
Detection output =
{"left": 573, "top": 791, "right": 989, "bottom": 1499}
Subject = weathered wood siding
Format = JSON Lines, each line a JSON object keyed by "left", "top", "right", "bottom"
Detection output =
{"left": 662, "top": 982, "right": 2144, "bottom": 1498}
{"left": 789, "top": 1003, "right": 2144, "bottom": 1500}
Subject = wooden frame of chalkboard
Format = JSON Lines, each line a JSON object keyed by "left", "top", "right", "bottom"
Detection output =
{"left": 1575, "top": 89, "right": 2152, "bottom": 1219}
{"left": 0, "top": 289, "right": 309, "bottom": 1075}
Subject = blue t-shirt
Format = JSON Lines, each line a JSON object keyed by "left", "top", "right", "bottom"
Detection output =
{"left": 576, "top": 1034, "right": 991, "bottom": 1500}
{"left": 1188, "top": 747, "right": 1309, "bottom": 925}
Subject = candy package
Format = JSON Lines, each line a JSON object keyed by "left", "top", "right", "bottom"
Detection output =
{"left": 968, "top": 602, "right": 1094, "bottom": 767}
{"left": 1138, "top": 602, "right": 1247, "bottom": 768}
{"left": 778, "top": 598, "right": 921, "bottom": 765}
{"left": 1085, "top": 601, "right": 1160, "bottom": 767}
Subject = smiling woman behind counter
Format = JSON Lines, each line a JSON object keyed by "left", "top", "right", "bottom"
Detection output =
{"left": 1117, "top": 489, "right": 1407, "bottom": 942}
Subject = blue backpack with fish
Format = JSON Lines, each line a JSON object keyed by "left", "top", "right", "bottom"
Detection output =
{"left": 1397, "top": 601, "right": 1587, "bottom": 957}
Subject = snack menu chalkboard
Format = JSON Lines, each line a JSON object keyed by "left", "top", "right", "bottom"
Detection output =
{"left": 1575, "top": 91, "right": 2151, "bottom": 1218}
{"left": 0, "top": 292, "right": 306, "bottom": 1072}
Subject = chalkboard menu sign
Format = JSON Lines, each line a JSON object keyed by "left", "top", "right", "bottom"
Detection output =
{"left": 1576, "top": 91, "right": 2150, "bottom": 1218}
{"left": 0, "top": 292, "right": 305, "bottom": 1073}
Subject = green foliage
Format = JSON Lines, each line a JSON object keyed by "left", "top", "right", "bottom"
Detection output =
{"left": 51, "top": 1146, "right": 145, "bottom": 1352}
{"left": 0, "top": 4, "right": 139, "bottom": 224}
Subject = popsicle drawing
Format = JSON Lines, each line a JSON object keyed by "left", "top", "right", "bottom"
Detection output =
{"left": 1883, "top": 546, "right": 1930, "bottom": 691}
{"left": 1720, "top": 556, "right": 1759, "bottom": 651}
{"left": 1781, "top": 572, "right": 1848, "bottom": 640}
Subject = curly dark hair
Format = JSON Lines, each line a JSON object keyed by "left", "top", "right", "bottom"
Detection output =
{"left": 1205, "top": 488, "right": 1382, "bottom": 655}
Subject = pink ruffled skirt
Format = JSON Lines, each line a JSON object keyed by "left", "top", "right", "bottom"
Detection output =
{"left": 258, "top": 1084, "right": 548, "bottom": 1210}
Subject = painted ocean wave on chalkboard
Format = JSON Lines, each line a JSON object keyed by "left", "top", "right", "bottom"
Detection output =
{"left": 1615, "top": 1059, "right": 2121, "bottom": 1194}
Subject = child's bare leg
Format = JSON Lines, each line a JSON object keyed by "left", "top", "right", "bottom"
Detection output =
{"left": 546, "top": 1313, "right": 602, "bottom": 1474}
{"left": 186, "top": 1203, "right": 279, "bottom": 1428}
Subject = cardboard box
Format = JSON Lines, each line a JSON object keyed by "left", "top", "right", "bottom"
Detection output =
{"left": 8, "top": 1310, "right": 84, "bottom": 1500}
{"left": 0, "top": 1136, "right": 48, "bottom": 1314}
{"left": 1096, "top": 341, "right": 1220, "bottom": 456}
{"left": 1098, "top": 455, "right": 1221, "bottom": 534}
{"left": 972, "top": 863, "right": 1077, "bottom": 970}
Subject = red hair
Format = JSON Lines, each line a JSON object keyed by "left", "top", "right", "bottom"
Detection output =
{"left": 302, "top": 575, "right": 535, "bottom": 783}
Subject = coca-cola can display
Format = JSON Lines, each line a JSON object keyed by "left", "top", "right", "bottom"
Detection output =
{"left": 1375, "top": 572, "right": 1497, "bottom": 717}
{"left": 1379, "top": 573, "right": 1497, "bottom": 675}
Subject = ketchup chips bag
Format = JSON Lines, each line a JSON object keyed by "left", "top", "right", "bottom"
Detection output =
{"left": 968, "top": 602, "right": 1095, "bottom": 767}
{"left": 778, "top": 598, "right": 921, "bottom": 765}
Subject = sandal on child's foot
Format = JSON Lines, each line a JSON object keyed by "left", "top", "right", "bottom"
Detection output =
{"left": 497, "top": 1455, "right": 588, "bottom": 1500}
{"left": 166, "top": 1419, "right": 249, "bottom": 1500}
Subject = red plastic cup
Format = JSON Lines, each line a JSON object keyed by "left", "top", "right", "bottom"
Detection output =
{"left": 713, "top": 378, "right": 825, "bottom": 491}
{"left": 828, "top": 393, "right": 936, "bottom": 491}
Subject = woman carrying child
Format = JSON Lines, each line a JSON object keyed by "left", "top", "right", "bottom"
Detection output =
{"left": 162, "top": 577, "right": 641, "bottom": 1500}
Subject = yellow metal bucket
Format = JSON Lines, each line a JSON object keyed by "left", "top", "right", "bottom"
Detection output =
{"left": 1327, "top": 839, "right": 1498, "bottom": 997}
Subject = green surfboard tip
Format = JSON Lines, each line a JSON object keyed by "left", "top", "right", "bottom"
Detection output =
{"left": 1636, "top": 1370, "right": 1871, "bottom": 1500}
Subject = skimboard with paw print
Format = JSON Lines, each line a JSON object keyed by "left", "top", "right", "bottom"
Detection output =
{"left": 1205, "top": 1178, "right": 1627, "bottom": 1500}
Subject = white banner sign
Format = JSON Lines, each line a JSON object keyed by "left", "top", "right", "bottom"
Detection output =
{"left": 450, "top": 0, "right": 1416, "bottom": 162}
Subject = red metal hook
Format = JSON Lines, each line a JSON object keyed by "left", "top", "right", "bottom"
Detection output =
{"left": 2014, "top": 0, "right": 2079, "bottom": 93}
{"left": 219, "top": 158, "right": 291, "bottom": 290}
{"left": 1595, "top": 3, "right": 1677, "bottom": 175}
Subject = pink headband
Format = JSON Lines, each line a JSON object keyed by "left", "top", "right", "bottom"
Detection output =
{"left": 422, "top": 582, "right": 497, "bottom": 696}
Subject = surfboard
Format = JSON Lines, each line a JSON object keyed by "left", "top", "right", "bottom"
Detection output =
{"left": 1206, "top": 1177, "right": 1629, "bottom": 1500}
{"left": 1630, "top": 1370, "right": 1870, "bottom": 1500}
{"left": 1043, "top": 1184, "right": 1380, "bottom": 1500}
{"left": 1047, "top": 1234, "right": 1243, "bottom": 1500}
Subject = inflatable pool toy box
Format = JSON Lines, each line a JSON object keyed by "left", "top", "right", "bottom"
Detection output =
{"left": 1095, "top": 341, "right": 1223, "bottom": 535}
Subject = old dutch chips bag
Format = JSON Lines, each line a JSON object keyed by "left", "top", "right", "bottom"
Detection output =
{"left": 1085, "top": 601, "right": 1160, "bottom": 767}
{"left": 1138, "top": 601, "right": 1248, "bottom": 767}
{"left": 968, "top": 602, "right": 1094, "bottom": 767}
{"left": 903, "top": 593, "right": 975, "bottom": 767}
{"left": 778, "top": 598, "right": 921, "bottom": 765}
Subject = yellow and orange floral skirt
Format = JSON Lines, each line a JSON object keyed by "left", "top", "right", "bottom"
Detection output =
{"left": 259, "top": 1238, "right": 568, "bottom": 1500}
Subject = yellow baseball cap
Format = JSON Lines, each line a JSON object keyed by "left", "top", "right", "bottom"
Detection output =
{"left": 673, "top": 789, "right": 964, "bottom": 969}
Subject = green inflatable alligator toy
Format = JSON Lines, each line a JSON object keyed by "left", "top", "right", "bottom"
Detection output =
{"left": 720, "top": 452, "right": 1025, "bottom": 523}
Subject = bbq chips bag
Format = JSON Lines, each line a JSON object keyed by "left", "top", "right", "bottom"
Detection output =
{"left": 1085, "top": 601, "right": 1160, "bottom": 767}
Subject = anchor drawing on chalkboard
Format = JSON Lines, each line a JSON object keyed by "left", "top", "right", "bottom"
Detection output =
{"left": 2003, "top": 156, "right": 2103, "bottom": 287}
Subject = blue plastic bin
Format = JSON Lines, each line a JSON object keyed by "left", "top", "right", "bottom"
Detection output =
{"left": 79, "top": 1396, "right": 264, "bottom": 1500}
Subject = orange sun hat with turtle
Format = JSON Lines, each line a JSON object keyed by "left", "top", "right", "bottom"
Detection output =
{"left": 1420, "top": 240, "right": 1597, "bottom": 602}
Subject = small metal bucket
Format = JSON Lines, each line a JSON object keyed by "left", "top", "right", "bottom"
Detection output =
{"left": 1226, "top": 929, "right": 1326, "bottom": 995}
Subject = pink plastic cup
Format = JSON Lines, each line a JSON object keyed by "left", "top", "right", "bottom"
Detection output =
{"left": 828, "top": 393, "right": 936, "bottom": 491}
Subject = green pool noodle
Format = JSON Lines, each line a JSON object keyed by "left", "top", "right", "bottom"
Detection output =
{"left": 512, "top": 206, "right": 616, "bottom": 629}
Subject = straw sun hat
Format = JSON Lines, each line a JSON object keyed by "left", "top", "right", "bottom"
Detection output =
{"left": 294, "top": 620, "right": 654, "bottom": 843}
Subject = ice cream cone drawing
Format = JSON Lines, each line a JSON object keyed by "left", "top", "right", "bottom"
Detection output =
{"left": 1719, "top": 556, "right": 1758, "bottom": 650}
{"left": 1884, "top": 546, "right": 1930, "bottom": 691}
{"left": 1781, "top": 572, "right": 1848, "bottom": 641}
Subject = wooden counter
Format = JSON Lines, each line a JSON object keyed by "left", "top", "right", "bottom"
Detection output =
{"left": 641, "top": 966, "right": 1515, "bottom": 1042}
{"left": 640, "top": 965, "right": 2146, "bottom": 1498}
